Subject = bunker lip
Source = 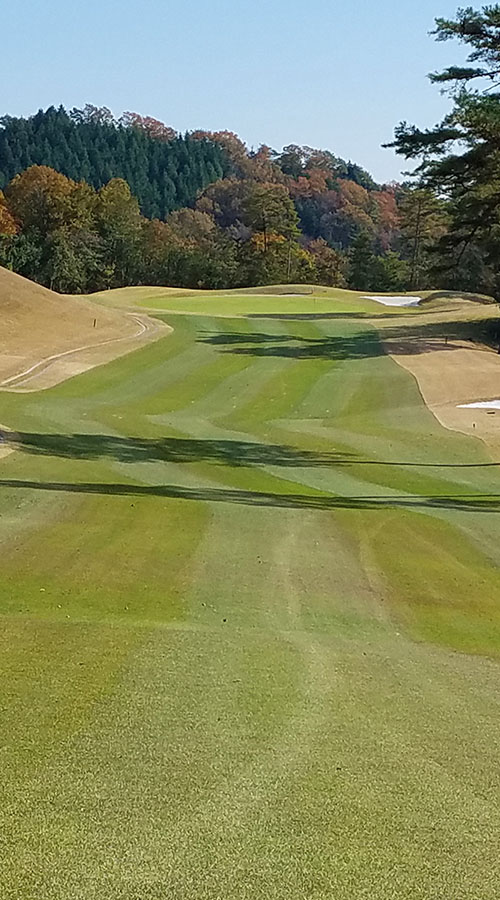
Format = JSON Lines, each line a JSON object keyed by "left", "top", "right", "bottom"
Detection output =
{"left": 458, "top": 400, "right": 500, "bottom": 410}
{"left": 363, "top": 295, "right": 422, "bottom": 307}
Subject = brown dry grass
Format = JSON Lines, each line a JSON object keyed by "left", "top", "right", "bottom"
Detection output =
{"left": 379, "top": 302, "right": 500, "bottom": 458}
{"left": 0, "top": 267, "right": 168, "bottom": 391}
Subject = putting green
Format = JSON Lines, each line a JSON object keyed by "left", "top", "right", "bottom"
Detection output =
{"left": 1, "top": 298, "right": 500, "bottom": 899}
{"left": 90, "top": 283, "right": 461, "bottom": 317}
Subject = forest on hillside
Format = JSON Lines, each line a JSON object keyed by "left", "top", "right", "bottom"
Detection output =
{"left": 0, "top": 74, "right": 497, "bottom": 295}
{"left": 0, "top": 107, "right": 228, "bottom": 220}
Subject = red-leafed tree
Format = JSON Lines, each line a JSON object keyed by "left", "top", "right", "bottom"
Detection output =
{"left": 120, "top": 112, "right": 177, "bottom": 142}
{"left": 373, "top": 187, "right": 400, "bottom": 251}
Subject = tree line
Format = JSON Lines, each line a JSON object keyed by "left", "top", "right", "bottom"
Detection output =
{"left": 0, "top": 106, "right": 228, "bottom": 220}
{"left": 0, "top": 160, "right": 431, "bottom": 293}
{"left": 0, "top": 71, "right": 493, "bottom": 295}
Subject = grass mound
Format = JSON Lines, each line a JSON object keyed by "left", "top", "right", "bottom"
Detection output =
{"left": 0, "top": 266, "right": 164, "bottom": 390}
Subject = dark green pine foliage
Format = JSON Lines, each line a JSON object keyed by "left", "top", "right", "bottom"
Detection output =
{"left": 386, "top": 5, "right": 500, "bottom": 295}
{"left": 0, "top": 106, "right": 229, "bottom": 218}
{"left": 348, "top": 230, "right": 377, "bottom": 290}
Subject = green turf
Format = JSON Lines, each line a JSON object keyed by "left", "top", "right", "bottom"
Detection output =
{"left": 91, "top": 283, "right": 440, "bottom": 317}
{"left": 1, "top": 296, "right": 500, "bottom": 898}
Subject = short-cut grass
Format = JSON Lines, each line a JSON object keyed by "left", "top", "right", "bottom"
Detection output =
{"left": 1, "top": 286, "right": 500, "bottom": 898}
{"left": 92, "top": 282, "right": 489, "bottom": 317}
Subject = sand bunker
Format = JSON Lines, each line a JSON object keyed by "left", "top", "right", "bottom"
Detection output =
{"left": 383, "top": 328, "right": 500, "bottom": 458}
{"left": 458, "top": 400, "right": 500, "bottom": 410}
{"left": 363, "top": 296, "right": 422, "bottom": 307}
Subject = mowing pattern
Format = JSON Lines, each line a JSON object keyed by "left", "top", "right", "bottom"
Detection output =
{"left": 1, "top": 308, "right": 500, "bottom": 899}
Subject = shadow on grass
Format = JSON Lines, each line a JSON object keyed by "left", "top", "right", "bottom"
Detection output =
{"left": 199, "top": 329, "right": 383, "bottom": 360}
{"left": 5, "top": 432, "right": 500, "bottom": 469}
{"left": 247, "top": 312, "right": 405, "bottom": 321}
{"left": 199, "top": 317, "right": 500, "bottom": 360}
{"left": 424, "top": 291, "right": 497, "bottom": 305}
{"left": 7, "top": 433, "right": 355, "bottom": 467}
{"left": 1, "top": 478, "right": 500, "bottom": 512}
{"left": 246, "top": 307, "right": 466, "bottom": 321}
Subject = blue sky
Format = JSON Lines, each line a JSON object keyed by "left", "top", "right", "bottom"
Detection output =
{"left": 2, "top": 0, "right": 467, "bottom": 182}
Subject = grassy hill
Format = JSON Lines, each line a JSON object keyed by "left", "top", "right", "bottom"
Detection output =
{"left": 0, "top": 278, "right": 499, "bottom": 897}
{"left": 0, "top": 266, "right": 164, "bottom": 389}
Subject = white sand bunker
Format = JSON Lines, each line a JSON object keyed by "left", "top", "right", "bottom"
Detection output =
{"left": 458, "top": 400, "right": 500, "bottom": 410}
{"left": 363, "top": 296, "right": 422, "bottom": 307}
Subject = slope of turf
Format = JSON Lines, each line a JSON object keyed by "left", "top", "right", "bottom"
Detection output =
{"left": 0, "top": 296, "right": 500, "bottom": 898}
{"left": 0, "top": 266, "right": 162, "bottom": 389}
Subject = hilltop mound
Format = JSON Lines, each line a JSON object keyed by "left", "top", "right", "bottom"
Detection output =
{"left": 0, "top": 267, "right": 165, "bottom": 390}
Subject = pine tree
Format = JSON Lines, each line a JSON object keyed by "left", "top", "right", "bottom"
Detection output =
{"left": 348, "top": 231, "right": 377, "bottom": 291}
{"left": 386, "top": 5, "right": 500, "bottom": 295}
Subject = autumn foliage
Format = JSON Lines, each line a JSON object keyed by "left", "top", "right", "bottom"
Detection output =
{"left": 0, "top": 104, "right": 440, "bottom": 293}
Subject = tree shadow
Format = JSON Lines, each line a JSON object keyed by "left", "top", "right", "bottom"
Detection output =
{"left": 199, "top": 317, "right": 500, "bottom": 360}
{"left": 424, "top": 291, "right": 497, "bottom": 305}
{"left": 203, "top": 332, "right": 296, "bottom": 345}
{"left": 4, "top": 432, "right": 499, "bottom": 469}
{"left": 247, "top": 312, "right": 403, "bottom": 321}
{"left": 199, "top": 330, "right": 384, "bottom": 360}
{"left": 6, "top": 431, "right": 355, "bottom": 467}
{"left": 247, "top": 300, "right": 487, "bottom": 322}
{"left": 383, "top": 317, "right": 500, "bottom": 355}
{"left": 1, "top": 478, "right": 500, "bottom": 513}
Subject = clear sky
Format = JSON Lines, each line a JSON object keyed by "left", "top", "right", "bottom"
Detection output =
{"left": 2, "top": 0, "right": 467, "bottom": 183}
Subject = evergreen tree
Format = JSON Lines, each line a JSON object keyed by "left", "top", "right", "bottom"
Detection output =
{"left": 398, "top": 187, "right": 449, "bottom": 289}
{"left": 386, "top": 4, "right": 500, "bottom": 295}
{"left": 0, "top": 107, "right": 228, "bottom": 217}
{"left": 373, "top": 251, "right": 411, "bottom": 292}
{"left": 348, "top": 231, "right": 377, "bottom": 290}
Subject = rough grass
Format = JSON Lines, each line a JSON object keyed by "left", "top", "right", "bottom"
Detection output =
{"left": 0, "top": 294, "right": 500, "bottom": 898}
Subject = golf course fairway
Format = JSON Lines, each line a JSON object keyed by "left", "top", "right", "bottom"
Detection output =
{"left": 1, "top": 286, "right": 500, "bottom": 899}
